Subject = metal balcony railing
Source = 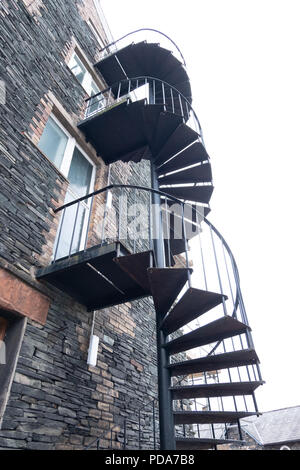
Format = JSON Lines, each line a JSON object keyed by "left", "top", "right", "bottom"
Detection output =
{"left": 83, "top": 76, "right": 204, "bottom": 141}
{"left": 98, "top": 28, "right": 187, "bottom": 67}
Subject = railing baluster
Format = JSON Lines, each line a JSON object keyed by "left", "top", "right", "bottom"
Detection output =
{"left": 117, "top": 82, "right": 121, "bottom": 100}
{"left": 53, "top": 207, "right": 66, "bottom": 262}
{"left": 210, "top": 225, "right": 227, "bottom": 315}
{"left": 185, "top": 100, "right": 189, "bottom": 122}
{"left": 69, "top": 201, "right": 80, "bottom": 257}
{"left": 84, "top": 195, "right": 94, "bottom": 252}
{"left": 162, "top": 82, "right": 166, "bottom": 110}
{"left": 164, "top": 199, "right": 171, "bottom": 267}
{"left": 198, "top": 226, "right": 208, "bottom": 291}
{"left": 178, "top": 94, "right": 184, "bottom": 119}
{"left": 182, "top": 203, "right": 191, "bottom": 287}
{"left": 170, "top": 87, "right": 175, "bottom": 113}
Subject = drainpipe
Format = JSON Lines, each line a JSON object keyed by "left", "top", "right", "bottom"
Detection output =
{"left": 151, "top": 162, "right": 175, "bottom": 450}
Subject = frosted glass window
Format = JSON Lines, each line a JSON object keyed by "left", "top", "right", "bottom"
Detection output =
{"left": 38, "top": 117, "right": 68, "bottom": 169}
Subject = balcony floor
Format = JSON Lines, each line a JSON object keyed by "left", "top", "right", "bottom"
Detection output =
{"left": 36, "top": 242, "right": 151, "bottom": 311}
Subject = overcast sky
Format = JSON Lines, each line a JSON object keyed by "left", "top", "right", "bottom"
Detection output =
{"left": 100, "top": 0, "right": 300, "bottom": 412}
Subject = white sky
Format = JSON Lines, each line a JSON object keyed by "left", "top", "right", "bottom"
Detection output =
{"left": 100, "top": 0, "right": 300, "bottom": 412}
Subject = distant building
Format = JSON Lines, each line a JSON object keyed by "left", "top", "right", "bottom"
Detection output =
{"left": 224, "top": 406, "right": 300, "bottom": 450}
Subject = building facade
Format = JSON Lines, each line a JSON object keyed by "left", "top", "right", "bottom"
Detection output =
{"left": 0, "top": 0, "right": 263, "bottom": 450}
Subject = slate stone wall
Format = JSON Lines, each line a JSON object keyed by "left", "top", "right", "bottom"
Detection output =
{"left": 0, "top": 0, "right": 159, "bottom": 449}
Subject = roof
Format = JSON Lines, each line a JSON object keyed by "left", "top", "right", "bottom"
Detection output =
{"left": 240, "top": 405, "right": 300, "bottom": 445}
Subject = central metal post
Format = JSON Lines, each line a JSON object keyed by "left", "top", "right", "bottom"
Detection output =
{"left": 151, "top": 162, "right": 176, "bottom": 450}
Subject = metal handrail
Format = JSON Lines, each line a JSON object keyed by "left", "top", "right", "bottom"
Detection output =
{"left": 98, "top": 28, "right": 187, "bottom": 67}
{"left": 53, "top": 184, "right": 239, "bottom": 322}
{"left": 82, "top": 76, "right": 203, "bottom": 141}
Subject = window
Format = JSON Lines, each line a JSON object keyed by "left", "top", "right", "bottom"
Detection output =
{"left": 87, "top": 19, "right": 105, "bottom": 48}
{"left": 38, "top": 117, "right": 68, "bottom": 168}
{"left": 68, "top": 52, "right": 100, "bottom": 97}
{"left": 38, "top": 115, "right": 95, "bottom": 259}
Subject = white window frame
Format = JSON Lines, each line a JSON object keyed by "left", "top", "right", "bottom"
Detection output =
{"left": 68, "top": 51, "right": 100, "bottom": 97}
{"left": 42, "top": 114, "right": 96, "bottom": 256}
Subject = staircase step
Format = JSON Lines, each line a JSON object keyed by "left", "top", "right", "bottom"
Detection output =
{"left": 154, "top": 124, "right": 199, "bottom": 167}
{"left": 164, "top": 316, "right": 250, "bottom": 355}
{"left": 141, "top": 104, "right": 165, "bottom": 144}
{"left": 173, "top": 410, "right": 259, "bottom": 425}
{"left": 147, "top": 267, "right": 192, "bottom": 318}
{"left": 114, "top": 251, "right": 154, "bottom": 292}
{"left": 168, "top": 349, "right": 259, "bottom": 376}
{"left": 156, "top": 140, "right": 208, "bottom": 173}
{"left": 95, "top": 42, "right": 191, "bottom": 99}
{"left": 158, "top": 162, "right": 212, "bottom": 185}
{"left": 170, "top": 381, "right": 264, "bottom": 400}
{"left": 160, "top": 184, "right": 214, "bottom": 205}
{"left": 151, "top": 112, "right": 183, "bottom": 155}
{"left": 161, "top": 288, "right": 226, "bottom": 335}
{"left": 164, "top": 238, "right": 186, "bottom": 257}
{"left": 176, "top": 437, "right": 245, "bottom": 450}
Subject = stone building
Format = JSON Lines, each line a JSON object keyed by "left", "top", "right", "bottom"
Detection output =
{"left": 0, "top": 0, "right": 263, "bottom": 450}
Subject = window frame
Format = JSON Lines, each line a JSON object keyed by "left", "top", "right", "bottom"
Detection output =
{"left": 68, "top": 51, "right": 100, "bottom": 97}
{"left": 39, "top": 114, "right": 96, "bottom": 257}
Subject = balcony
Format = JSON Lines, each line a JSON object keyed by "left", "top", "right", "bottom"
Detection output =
{"left": 77, "top": 76, "right": 205, "bottom": 166}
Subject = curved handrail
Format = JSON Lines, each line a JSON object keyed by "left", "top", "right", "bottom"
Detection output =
{"left": 53, "top": 184, "right": 238, "bottom": 321}
{"left": 84, "top": 76, "right": 204, "bottom": 143}
{"left": 99, "top": 28, "right": 187, "bottom": 67}
{"left": 53, "top": 183, "right": 185, "bottom": 213}
{"left": 52, "top": 183, "right": 261, "bottom": 379}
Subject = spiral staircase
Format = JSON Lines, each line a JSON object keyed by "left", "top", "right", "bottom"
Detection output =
{"left": 37, "top": 30, "right": 263, "bottom": 450}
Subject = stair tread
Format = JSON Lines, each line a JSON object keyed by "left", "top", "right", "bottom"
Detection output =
{"left": 114, "top": 250, "right": 154, "bottom": 292}
{"left": 154, "top": 124, "right": 199, "bottom": 167}
{"left": 175, "top": 437, "right": 245, "bottom": 450}
{"left": 173, "top": 410, "right": 259, "bottom": 425}
{"left": 95, "top": 42, "right": 191, "bottom": 100}
{"left": 151, "top": 112, "right": 183, "bottom": 155}
{"left": 156, "top": 140, "right": 208, "bottom": 173}
{"left": 158, "top": 162, "right": 212, "bottom": 185}
{"left": 170, "top": 381, "right": 264, "bottom": 399}
{"left": 160, "top": 185, "right": 214, "bottom": 205}
{"left": 147, "top": 267, "right": 192, "bottom": 318}
{"left": 164, "top": 316, "right": 250, "bottom": 355}
{"left": 168, "top": 349, "right": 259, "bottom": 376}
{"left": 161, "top": 287, "right": 226, "bottom": 335}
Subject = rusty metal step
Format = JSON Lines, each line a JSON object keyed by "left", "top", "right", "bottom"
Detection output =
{"left": 160, "top": 287, "right": 226, "bottom": 335}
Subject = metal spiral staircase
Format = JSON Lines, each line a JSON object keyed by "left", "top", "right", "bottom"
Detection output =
{"left": 37, "top": 30, "right": 263, "bottom": 450}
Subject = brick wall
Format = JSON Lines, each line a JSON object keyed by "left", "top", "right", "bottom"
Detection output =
{"left": 0, "top": 0, "right": 159, "bottom": 449}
